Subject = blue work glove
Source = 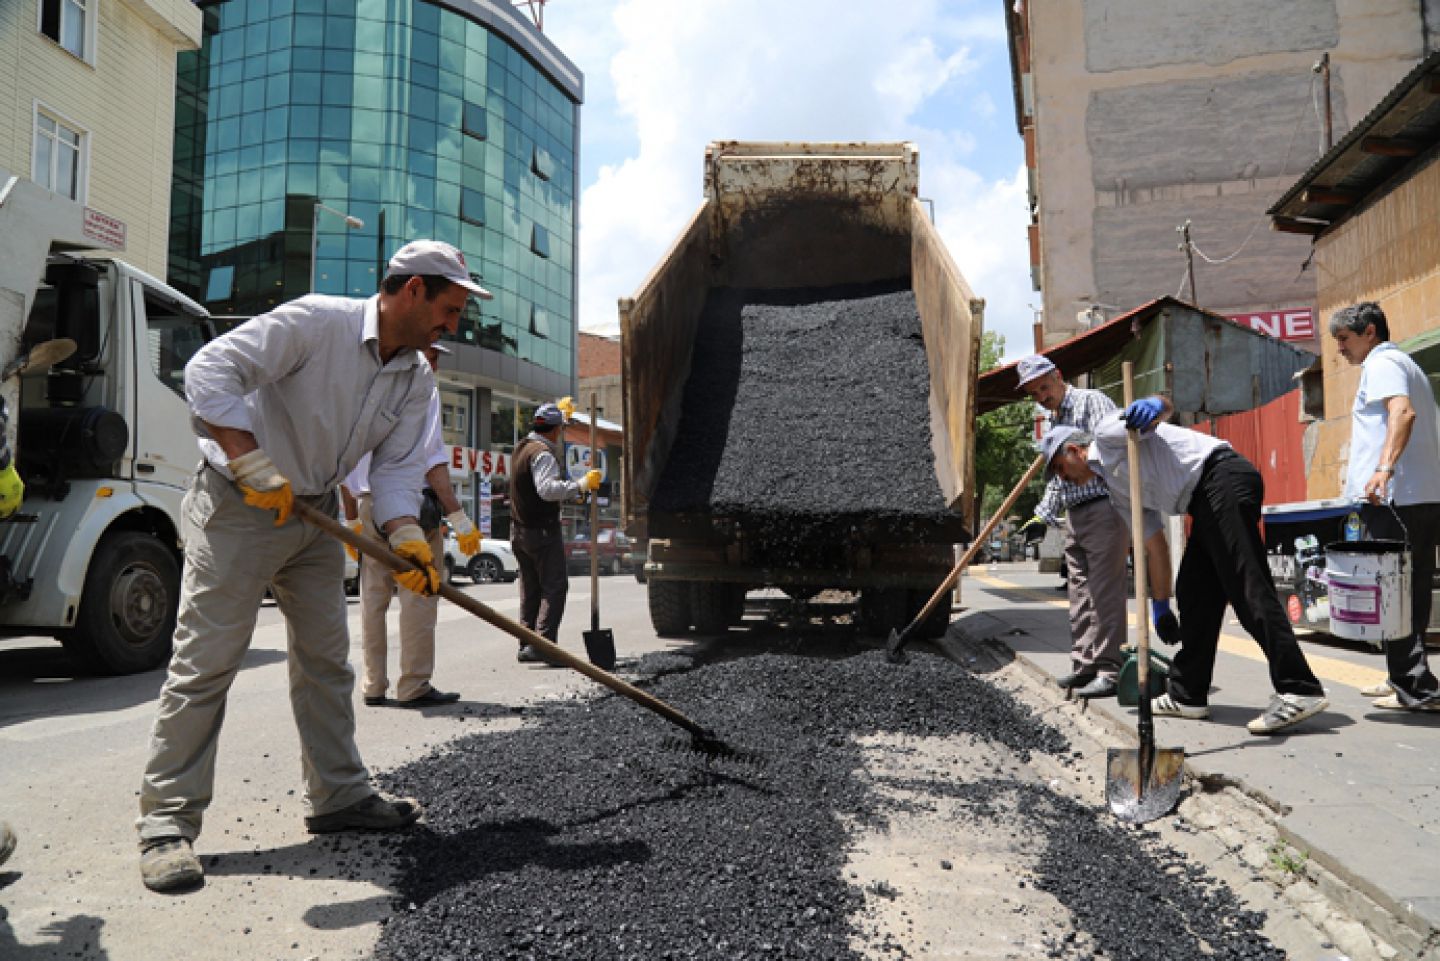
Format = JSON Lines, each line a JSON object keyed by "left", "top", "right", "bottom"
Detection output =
{"left": 1151, "top": 598, "right": 1181, "bottom": 645}
{"left": 1124, "top": 397, "right": 1164, "bottom": 431}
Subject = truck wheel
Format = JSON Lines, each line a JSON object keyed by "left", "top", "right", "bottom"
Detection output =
{"left": 726, "top": 585, "right": 748, "bottom": 626}
{"left": 859, "top": 588, "right": 908, "bottom": 637}
{"left": 647, "top": 580, "right": 691, "bottom": 636}
{"left": 64, "top": 531, "right": 180, "bottom": 675}
{"left": 691, "top": 582, "right": 729, "bottom": 635}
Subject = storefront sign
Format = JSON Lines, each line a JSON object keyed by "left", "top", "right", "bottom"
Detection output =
{"left": 1225, "top": 308, "right": 1315, "bottom": 343}
{"left": 446, "top": 445, "right": 510, "bottom": 479}
{"left": 478, "top": 480, "right": 492, "bottom": 536}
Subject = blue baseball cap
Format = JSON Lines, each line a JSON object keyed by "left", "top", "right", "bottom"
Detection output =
{"left": 1038, "top": 424, "right": 1085, "bottom": 478}
{"left": 534, "top": 402, "right": 566, "bottom": 427}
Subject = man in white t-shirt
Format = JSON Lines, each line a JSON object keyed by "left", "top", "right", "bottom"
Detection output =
{"left": 1331, "top": 301, "right": 1440, "bottom": 711}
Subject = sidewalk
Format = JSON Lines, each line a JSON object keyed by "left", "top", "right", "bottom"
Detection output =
{"left": 950, "top": 561, "right": 1440, "bottom": 954}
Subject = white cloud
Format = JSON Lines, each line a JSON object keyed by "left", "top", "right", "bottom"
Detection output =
{"left": 563, "top": 0, "right": 1032, "bottom": 363}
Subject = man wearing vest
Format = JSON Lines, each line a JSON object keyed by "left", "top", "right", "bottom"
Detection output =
{"left": 511, "top": 400, "right": 601, "bottom": 662}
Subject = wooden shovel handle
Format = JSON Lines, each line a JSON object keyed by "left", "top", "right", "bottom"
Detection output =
{"left": 291, "top": 498, "right": 713, "bottom": 740}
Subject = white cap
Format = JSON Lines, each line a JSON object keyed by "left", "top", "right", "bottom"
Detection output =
{"left": 1015, "top": 354, "right": 1057, "bottom": 387}
{"left": 386, "top": 240, "right": 493, "bottom": 300}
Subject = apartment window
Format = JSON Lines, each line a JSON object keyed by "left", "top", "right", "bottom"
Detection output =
{"left": 39, "top": 0, "right": 91, "bottom": 61}
{"left": 34, "top": 109, "right": 84, "bottom": 200}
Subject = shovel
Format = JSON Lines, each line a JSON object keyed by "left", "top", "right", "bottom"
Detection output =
{"left": 2, "top": 338, "right": 77, "bottom": 382}
{"left": 292, "top": 499, "right": 736, "bottom": 758}
{"left": 582, "top": 395, "right": 617, "bottom": 670}
{"left": 1105, "top": 360, "right": 1184, "bottom": 823}
{"left": 887, "top": 453, "right": 1045, "bottom": 663}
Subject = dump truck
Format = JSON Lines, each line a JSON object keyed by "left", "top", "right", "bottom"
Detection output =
{"left": 0, "top": 168, "right": 213, "bottom": 673}
{"left": 619, "top": 141, "right": 982, "bottom": 637}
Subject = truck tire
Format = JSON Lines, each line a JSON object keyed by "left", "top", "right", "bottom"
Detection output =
{"left": 64, "top": 531, "right": 180, "bottom": 675}
{"left": 726, "top": 585, "right": 748, "bottom": 626}
{"left": 859, "top": 588, "right": 908, "bottom": 637}
{"left": 691, "top": 582, "right": 729, "bottom": 635}
{"left": 648, "top": 580, "right": 691, "bottom": 636}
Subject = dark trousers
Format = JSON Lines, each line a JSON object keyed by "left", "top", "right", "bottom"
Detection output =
{"left": 1168, "top": 451, "right": 1324, "bottom": 705}
{"left": 512, "top": 526, "right": 568, "bottom": 642}
{"left": 1359, "top": 501, "right": 1440, "bottom": 702}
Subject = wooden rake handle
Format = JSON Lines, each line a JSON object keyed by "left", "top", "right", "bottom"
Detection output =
{"left": 291, "top": 498, "right": 713, "bottom": 741}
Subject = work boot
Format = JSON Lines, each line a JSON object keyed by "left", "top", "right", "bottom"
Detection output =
{"left": 139, "top": 837, "right": 204, "bottom": 893}
{"left": 305, "top": 793, "right": 422, "bottom": 834}
{"left": 517, "top": 644, "right": 541, "bottom": 663}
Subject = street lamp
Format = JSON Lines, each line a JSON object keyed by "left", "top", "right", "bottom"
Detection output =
{"left": 310, "top": 202, "right": 365, "bottom": 293}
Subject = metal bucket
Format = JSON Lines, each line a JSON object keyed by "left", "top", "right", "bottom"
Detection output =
{"left": 1325, "top": 539, "right": 1411, "bottom": 647}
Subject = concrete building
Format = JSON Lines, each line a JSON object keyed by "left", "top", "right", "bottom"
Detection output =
{"left": 1006, "top": 0, "right": 1440, "bottom": 349}
{"left": 167, "top": 0, "right": 583, "bottom": 531}
{"left": 0, "top": 0, "right": 202, "bottom": 276}
{"left": 577, "top": 330, "right": 621, "bottom": 423}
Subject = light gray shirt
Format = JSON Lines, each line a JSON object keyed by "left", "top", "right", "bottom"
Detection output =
{"left": 1090, "top": 418, "right": 1229, "bottom": 532}
{"left": 522, "top": 431, "right": 581, "bottom": 502}
{"left": 342, "top": 390, "right": 449, "bottom": 496}
{"left": 185, "top": 293, "right": 435, "bottom": 527}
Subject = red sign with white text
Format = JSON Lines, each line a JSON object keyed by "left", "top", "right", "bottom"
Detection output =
{"left": 447, "top": 445, "right": 510, "bottom": 479}
{"left": 1225, "top": 308, "right": 1315, "bottom": 343}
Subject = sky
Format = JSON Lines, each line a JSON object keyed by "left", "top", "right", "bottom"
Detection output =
{"left": 544, "top": 0, "right": 1036, "bottom": 364}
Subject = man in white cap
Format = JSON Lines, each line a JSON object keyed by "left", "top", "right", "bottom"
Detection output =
{"left": 342, "top": 342, "right": 481, "bottom": 708}
{"left": 1016, "top": 354, "right": 1177, "bottom": 699}
{"left": 510, "top": 399, "right": 601, "bottom": 662}
{"left": 136, "top": 240, "right": 491, "bottom": 893}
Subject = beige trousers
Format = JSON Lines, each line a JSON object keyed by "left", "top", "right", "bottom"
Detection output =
{"left": 137, "top": 467, "right": 371, "bottom": 844}
{"left": 357, "top": 495, "right": 442, "bottom": 702}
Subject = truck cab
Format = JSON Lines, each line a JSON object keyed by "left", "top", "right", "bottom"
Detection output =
{"left": 0, "top": 169, "right": 214, "bottom": 673}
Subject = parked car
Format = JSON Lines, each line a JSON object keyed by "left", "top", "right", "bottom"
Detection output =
{"left": 566, "top": 528, "right": 633, "bottom": 576}
{"left": 344, "top": 551, "right": 360, "bottom": 596}
{"left": 442, "top": 531, "right": 520, "bottom": 584}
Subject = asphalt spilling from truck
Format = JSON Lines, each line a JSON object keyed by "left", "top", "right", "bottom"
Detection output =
{"left": 373, "top": 647, "right": 1284, "bottom": 961}
{"left": 649, "top": 284, "right": 968, "bottom": 548}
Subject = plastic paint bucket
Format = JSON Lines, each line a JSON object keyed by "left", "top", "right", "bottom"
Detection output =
{"left": 1324, "top": 539, "right": 1411, "bottom": 647}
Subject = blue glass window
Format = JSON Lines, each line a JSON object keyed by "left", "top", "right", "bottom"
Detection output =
{"left": 461, "top": 187, "right": 484, "bottom": 225}
{"left": 463, "top": 101, "right": 487, "bottom": 139}
{"left": 530, "top": 224, "right": 549, "bottom": 259}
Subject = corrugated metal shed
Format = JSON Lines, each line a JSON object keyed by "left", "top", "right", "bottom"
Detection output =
{"left": 978, "top": 297, "right": 1315, "bottom": 415}
{"left": 1269, "top": 50, "right": 1440, "bottom": 233}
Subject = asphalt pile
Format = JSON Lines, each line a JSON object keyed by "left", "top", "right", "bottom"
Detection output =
{"left": 374, "top": 649, "right": 1283, "bottom": 961}
{"left": 648, "top": 284, "right": 967, "bottom": 547}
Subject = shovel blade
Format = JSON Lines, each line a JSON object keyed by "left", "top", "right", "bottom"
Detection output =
{"left": 884, "top": 627, "right": 910, "bottom": 664}
{"left": 1105, "top": 745, "right": 1185, "bottom": 824}
{"left": 583, "top": 628, "right": 616, "bottom": 671}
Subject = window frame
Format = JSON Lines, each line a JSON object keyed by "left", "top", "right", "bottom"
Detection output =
{"left": 37, "top": 0, "right": 96, "bottom": 65}
{"left": 32, "top": 102, "right": 88, "bottom": 202}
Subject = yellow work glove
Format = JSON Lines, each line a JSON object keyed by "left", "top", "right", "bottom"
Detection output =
{"left": 388, "top": 523, "right": 440, "bottom": 595}
{"left": 229, "top": 449, "right": 293, "bottom": 526}
{"left": 447, "top": 509, "right": 481, "bottom": 556}
{"left": 0, "top": 463, "right": 23, "bottom": 519}
{"left": 344, "top": 520, "right": 363, "bottom": 562}
{"left": 580, "top": 469, "right": 602, "bottom": 493}
{"left": 556, "top": 396, "right": 577, "bottom": 421}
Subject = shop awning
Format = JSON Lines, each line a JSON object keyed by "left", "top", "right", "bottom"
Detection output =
{"left": 977, "top": 297, "right": 1316, "bottom": 416}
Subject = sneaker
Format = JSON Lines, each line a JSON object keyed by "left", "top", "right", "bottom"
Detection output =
{"left": 1056, "top": 670, "right": 1095, "bottom": 691}
{"left": 1075, "top": 675, "right": 1118, "bottom": 699}
{"left": 1373, "top": 693, "right": 1440, "bottom": 712}
{"left": 1247, "top": 693, "right": 1329, "bottom": 735}
{"left": 1360, "top": 680, "right": 1391, "bottom": 697}
{"left": 398, "top": 686, "right": 460, "bottom": 707}
{"left": 1151, "top": 693, "right": 1210, "bottom": 720}
{"left": 305, "top": 793, "right": 423, "bottom": 834}
{"left": 140, "top": 837, "right": 204, "bottom": 892}
{"left": 0, "top": 821, "right": 15, "bottom": 869}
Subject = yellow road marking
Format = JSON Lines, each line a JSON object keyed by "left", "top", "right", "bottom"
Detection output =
{"left": 967, "top": 571, "right": 1386, "bottom": 691}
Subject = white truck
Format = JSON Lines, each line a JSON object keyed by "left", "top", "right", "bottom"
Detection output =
{"left": 0, "top": 169, "right": 213, "bottom": 673}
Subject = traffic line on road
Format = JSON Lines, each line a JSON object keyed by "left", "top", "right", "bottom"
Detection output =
{"left": 967, "top": 571, "right": 1386, "bottom": 692}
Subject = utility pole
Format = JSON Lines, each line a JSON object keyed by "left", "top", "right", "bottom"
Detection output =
{"left": 1177, "top": 220, "right": 1198, "bottom": 307}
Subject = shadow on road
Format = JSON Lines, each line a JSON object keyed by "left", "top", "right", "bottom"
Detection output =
{"left": 0, "top": 903, "right": 109, "bottom": 961}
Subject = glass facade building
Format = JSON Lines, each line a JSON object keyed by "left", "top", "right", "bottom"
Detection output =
{"left": 169, "top": 0, "right": 583, "bottom": 530}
